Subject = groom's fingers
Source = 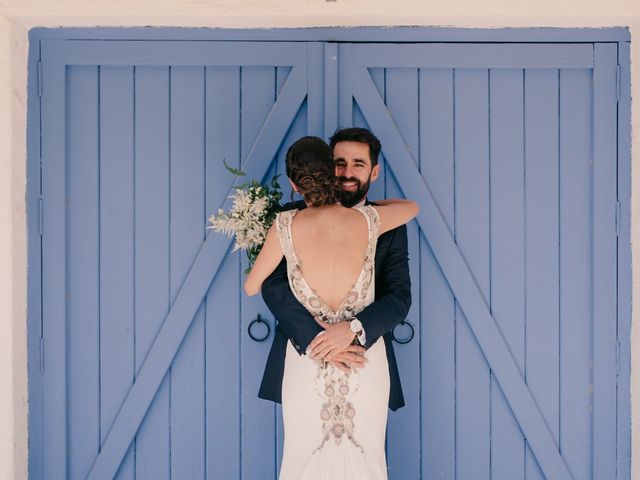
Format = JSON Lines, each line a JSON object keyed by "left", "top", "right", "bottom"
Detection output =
{"left": 310, "top": 337, "right": 342, "bottom": 359}
{"left": 343, "top": 345, "right": 366, "bottom": 355}
{"left": 325, "top": 347, "right": 360, "bottom": 363}
{"left": 309, "top": 333, "right": 324, "bottom": 348}
{"left": 329, "top": 361, "right": 351, "bottom": 374}
{"left": 309, "top": 341, "right": 329, "bottom": 359}
{"left": 325, "top": 344, "right": 365, "bottom": 362}
{"left": 308, "top": 337, "right": 327, "bottom": 358}
{"left": 331, "top": 352, "right": 367, "bottom": 368}
{"left": 314, "top": 343, "right": 337, "bottom": 360}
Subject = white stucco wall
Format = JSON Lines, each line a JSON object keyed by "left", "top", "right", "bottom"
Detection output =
{"left": 0, "top": 1, "right": 638, "bottom": 479}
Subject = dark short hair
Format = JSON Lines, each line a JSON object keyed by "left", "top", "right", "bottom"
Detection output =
{"left": 329, "top": 127, "right": 382, "bottom": 167}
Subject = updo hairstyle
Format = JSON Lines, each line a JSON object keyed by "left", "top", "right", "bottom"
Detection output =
{"left": 285, "top": 136, "right": 342, "bottom": 207}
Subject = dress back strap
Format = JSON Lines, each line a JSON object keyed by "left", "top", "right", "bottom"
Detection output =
{"left": 355, "top": 205, "right": 381, "bottom": 246}
{"left": 275, "top": 209, "right": 299, "bottom": 265}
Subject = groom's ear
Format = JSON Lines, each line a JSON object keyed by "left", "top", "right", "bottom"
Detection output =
{"left": 370, "top": 164, "right": 381, "bottom": 183}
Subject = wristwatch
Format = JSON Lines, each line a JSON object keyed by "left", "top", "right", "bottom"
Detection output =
{"left": 349, "top": 318, "right": 363, "bottom": 345}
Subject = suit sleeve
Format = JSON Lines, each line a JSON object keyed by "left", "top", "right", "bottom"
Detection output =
{"left": 357, "top": 224, "right": 412, "bottom": 348}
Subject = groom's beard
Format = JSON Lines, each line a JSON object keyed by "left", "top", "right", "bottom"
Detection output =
{"left": 338, "top": 175, "right": 372, "bottom": 208}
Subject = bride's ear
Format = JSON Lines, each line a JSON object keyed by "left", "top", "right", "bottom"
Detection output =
{"left": 289, "top": 179, "right": 299, "bottom": 193}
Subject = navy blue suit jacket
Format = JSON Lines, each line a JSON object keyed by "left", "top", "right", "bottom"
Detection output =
{"left": 258, "top": 200, "right": 411, "bottom": 411}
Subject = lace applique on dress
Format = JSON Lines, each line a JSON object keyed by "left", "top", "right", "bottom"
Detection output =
{"left": 275, "top": 205, "right": 381, "bottom": 452}
{"left": 314, "top": 363, "right": 362, "bottom": 453}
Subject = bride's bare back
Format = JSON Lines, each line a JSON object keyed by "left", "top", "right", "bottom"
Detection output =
{"left": 244, "top": 199, "right": 418, "bottom": 297}
{"left": 290, "top": 205, "right": 369, "bottom": 312}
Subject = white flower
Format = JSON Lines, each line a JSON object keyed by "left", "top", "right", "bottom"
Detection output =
{"left": 208, "top": 182, "right": 280, "bottom": 258}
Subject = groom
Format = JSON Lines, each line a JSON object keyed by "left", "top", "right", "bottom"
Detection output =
{"left": 258, "top": 127, "right": 411, "bottom": 411}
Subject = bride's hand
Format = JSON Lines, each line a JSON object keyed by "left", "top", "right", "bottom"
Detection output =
{"left": 308, "top": 321, "right": 356, "bottom": 361}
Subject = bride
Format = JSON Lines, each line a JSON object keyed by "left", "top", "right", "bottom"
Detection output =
{"left": 244, "top": 136, "right": 418, "bottom": 480}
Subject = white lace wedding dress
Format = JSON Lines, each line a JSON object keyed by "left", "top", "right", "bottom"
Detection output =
{"left": 275, "top": 205, "right": 389, "bottom": 480}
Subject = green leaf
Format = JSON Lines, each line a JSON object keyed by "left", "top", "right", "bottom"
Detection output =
{"left": 223, "top": 158, "right": 246, "bottom": 177}
{"left": 271, "top": 174, "right": 282, "bottom": 189}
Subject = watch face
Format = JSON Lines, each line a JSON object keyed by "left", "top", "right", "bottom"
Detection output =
{"left": 350, "top": 319, "right": 363, "bottom": 332}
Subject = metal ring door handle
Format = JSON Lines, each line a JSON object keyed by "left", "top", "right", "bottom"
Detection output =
{"left": 248, "top": 314, "right": 271, "bottom": 342}
{"left": 392, "top": 321, "right": 415, "bottom": 344}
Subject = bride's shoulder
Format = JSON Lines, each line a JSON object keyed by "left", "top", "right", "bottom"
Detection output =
{"left": 354, "top": 204, "right": 380, "bottom": 222}
{"left": 278, "top": 208, "right": 299, "bottom": 218}
{"left": 276, "top": 208, "right": 299, "bottom": 218}
{"left": 274, "top": 209, "right": 298, "bottom": 230}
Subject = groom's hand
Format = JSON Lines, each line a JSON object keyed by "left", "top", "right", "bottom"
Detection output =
{"left": 309, "top": 321, "right": 356, "bottom": 361}
{"left": 328, "top": 345, "right": 368, "bottom": 374}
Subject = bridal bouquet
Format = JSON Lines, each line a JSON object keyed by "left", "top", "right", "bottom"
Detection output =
{"left": 208, "top": 160, "right": 283, "bottom": 271}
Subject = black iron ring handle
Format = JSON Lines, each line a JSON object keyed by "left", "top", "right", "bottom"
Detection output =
{"left": 392, "top": 321, "right": 415, "bottom": 345}
{"left": 248, "top": 314, "right": 271, "bottom": 342}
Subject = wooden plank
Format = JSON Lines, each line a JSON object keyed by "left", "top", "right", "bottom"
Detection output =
{"left": 454, "top": 68, "right": 491, "bottom": 480}
{"left": 98, "top": 65, "right": 135, "bottom": 480}
{"left": 66, "top": 65, "right": 100, "bottom": 480}
{"left": 240, "top": 66, "right": 278, "bottom": 480}
{"left": 205, "top": 65, "right": 241, "bottom": 480}
{"left": 86, "top": 65, "right": 307, "bottom": 480}
{"left": 338, "top": 44, "right": 353, "bottom": 129}
{"left": 26, "top": 36, "right": 44, "bottom": 480}
{"left": 169, "top": 65, "right": 207, "bottom": 479}
{"left": 523, "top": 68, "right": 560, "bottom": 480}
{"left": 370, "top": 68, "right": 387, "bottom": 200}
{"left": 307, "top": 43, "right": 324, "bottom": 137}
{"left": 272, "top": 64, "right": 309, "bottom": 474}
{"left": 558, "top": 67, "right": 592, "bottom": 480}
{"left": 616, "top": 40, "right": 632, "bottom": 480}
{"left": 31, "top": 26, "right": 631, "bottom": 43}
{"left": 238, "top": 66, "right": 308, "bottom": 183}
{"left": 40, "top": 39, "right": 68, "bottom": 480}
{"left": 324, "top": 42, "right": 338, "bottom": 139}
{"left": 352, "top": 66, "right": 572, "bottom": 480}
{"left": 591, "top": 42, "right": 618, "bottom": 479}
{"left": 65, "top": 40, "right": 307, "bottom": 66}
{"left": 352, "top": 43, "right": 594, "bottom": 69}
{"left": 384, "top": 67, "right": 421, "bottom": 480}
{"left": 275, "top": 66, "right": 305, "bottom": 204}
{"left": 133, "top": 65, "right": 171, "bottom": 480}
{"left": 489, "top": 68, "right": 526, "bottom": 478}
{"left": 353, "top": 67, "right": 386, "bottom": 202}
{"left": 419, "top": 67, "right": 456, "bottom": 480}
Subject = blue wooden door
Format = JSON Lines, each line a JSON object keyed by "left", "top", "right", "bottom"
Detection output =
{"left": 338, "top": 42, "right": 622, "bottom": 479}
{"left": 33, "top": 39, "right": 324, "bottom": 479}
{"left": 30, "top": 36, "right": 627, "bottom": 480}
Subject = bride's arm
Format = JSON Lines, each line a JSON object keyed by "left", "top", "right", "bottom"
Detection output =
{"left": 244, "top": 224, "right": 283, "bottom": 296}
{"left": 371, "top": 198, "right": 419, "bottom": 234}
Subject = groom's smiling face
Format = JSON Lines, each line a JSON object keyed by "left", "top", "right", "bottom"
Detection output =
{"left": 333, "top": 141, "right": 381, "bottom": 208}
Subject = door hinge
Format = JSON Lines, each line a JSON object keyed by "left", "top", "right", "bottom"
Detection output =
{"left": 38, "top": 197, "right": 43, "bottom": 236}
{"left": 615, "top": 200, "right": 620, "bottom": 237}
{"left": 616, "top": 64, "right": 621, "bottom": 102}
{"left": 37, "top": 60, "right": 42, "bottom": 98}
{"left": 39, "top": 337, "right": 44, "bottom": 373}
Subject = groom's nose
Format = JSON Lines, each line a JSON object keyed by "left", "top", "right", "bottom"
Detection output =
{"left": 343, "top": 164, "right": 357, "bottom": 178}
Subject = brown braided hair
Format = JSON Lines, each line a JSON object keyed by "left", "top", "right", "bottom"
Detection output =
{"left": 285, "top": 136, "right": 342, "bottom": 207}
